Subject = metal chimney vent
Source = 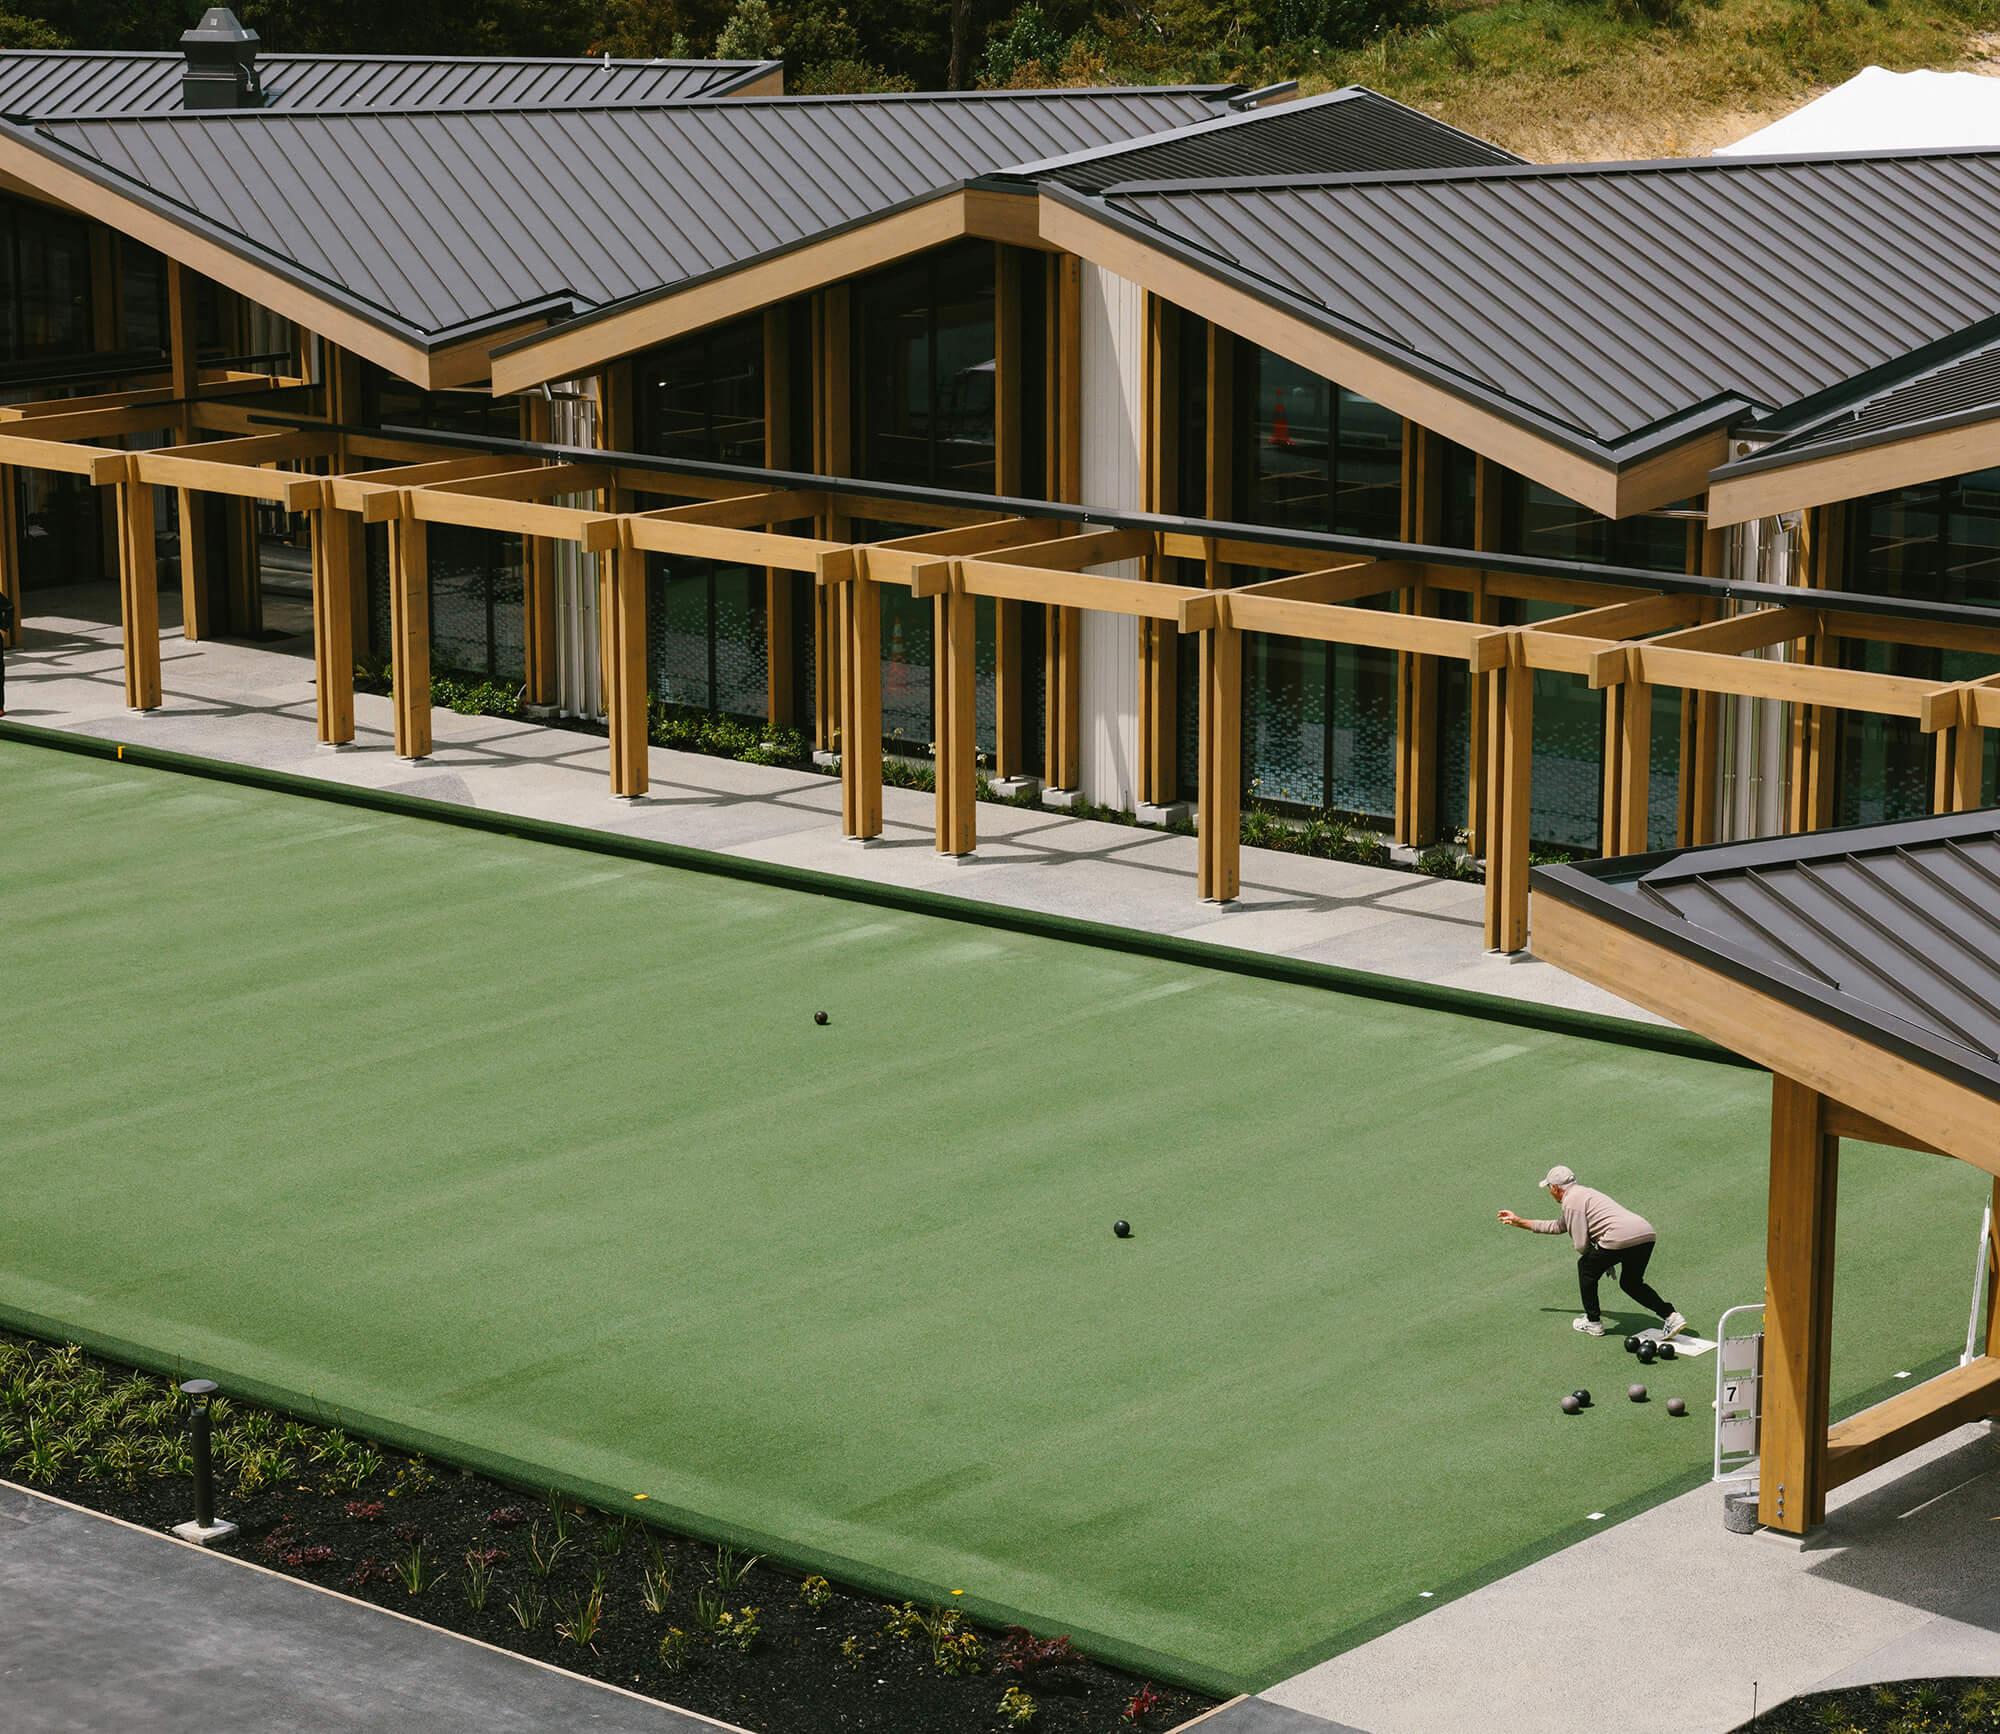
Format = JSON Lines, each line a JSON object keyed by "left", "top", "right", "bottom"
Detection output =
{"left": 180, "top": 8, "right": 262, "bottom": 110}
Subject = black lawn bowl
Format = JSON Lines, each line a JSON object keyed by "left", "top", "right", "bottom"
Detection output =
{"left": 1666, "top": 1397, "right": 1688, "bottom": 1417}
{"left": 1560, "top": 1395, "right": 1581, "bottom": 1415}
{"left": 813, "top": 1011, "right": 829, "bottom": 1025}
{"left": 1112, "top": 1220, "right": 1132, "bottom": 1239}
{"left": 1658, "top": 1342, "right": 1677, "bottom": 1361}
{"left": 1636, "top": 1341, "right": 1657, "bottom": 1365}
{"left": 1623, "top": 1336, "right": 1641, "bottom": 1353}
{"left": 1628, "top": 1383, "right": 1648, "bottom": 1402}
{"left": 1572, "top": 1388, "right": 1591, "bottom": 1408}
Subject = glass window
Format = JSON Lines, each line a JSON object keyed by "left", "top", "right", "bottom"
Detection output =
{"left": 0, "top": 195, "right": 91, "bottom": 364}
{"left": 1505, "top": 477, "right": 1690, "bottom": 572}
{"left": 633, "top": 317, "right": 764, "bottom": 464}
{"left": 361, "top": 367, "right": 520, "bottom": 439}
{"left": 1236, "top": 348, "right": 1401, "bottom": 540}
{"left": 119, "top": 240, "right": 168, "bottom": 355}
{"left": 854, "top": 240, "right": 995, "bottom": 493}
{"left": 1850, "top": 470, "right": 2000, "bottom": 607}
{"left": 16, "top": 468, "right": 104, "bottom": 590}
{"left": 366, "top": 525, "right": 524, "bottom": 682}
{"left": 644, "top": 559, "right": 770, "bottom": 722}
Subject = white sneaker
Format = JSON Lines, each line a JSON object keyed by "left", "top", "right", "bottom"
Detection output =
{"left": 1573, "top": 1318, "right": 1605, "bottom": 1336}
{"left": 1661, "top": 1312, "right": 1687, "bottom": 1340}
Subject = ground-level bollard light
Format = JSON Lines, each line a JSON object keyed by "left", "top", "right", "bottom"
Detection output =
{"left": 171, "top": 1379, "right": 237, "bottom": 1547}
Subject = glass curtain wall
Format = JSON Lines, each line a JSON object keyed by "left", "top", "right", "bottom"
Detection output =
{"left": 852, "top": 242, "right": 998, "bottom": 756}
{"left": 631, "top": 316, "right": 778, "bottom": 720}
{"left": 1230, "top": 343, "right": 1402, "bottom": 817}
{"left": 1503, "top": 478, "right": 1691, "bottom": 853}
{"left": 362, "top": 372, "right": 526, "bottom": 678}
{"left": 1843, "top": 473, "right": 2000, "bottom": 819}
{"left": 0, "top": 194, "right": 101, "bottom": 590}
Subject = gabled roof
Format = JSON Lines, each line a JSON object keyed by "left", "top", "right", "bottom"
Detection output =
{"left": 1535, "top": 811, "right": 2000, "bottom": 1118}
{"left": 1004, "top": 85, "right": 1519, "bottom": 193}
{"left": 1050, "top": 148, "right": 2000, "bottom": 465}
{"left": 12, "top": 88, "right": 1228, "bottom": 354}
{"left": 0, "top": 49, "right": 780, "bottom": 118}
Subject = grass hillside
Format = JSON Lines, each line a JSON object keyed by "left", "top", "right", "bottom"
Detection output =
{"left": 1327, "top": 0, "right": 2000, "bottom": 160}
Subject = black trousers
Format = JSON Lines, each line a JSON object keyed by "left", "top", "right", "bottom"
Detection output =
{"left": 1578, "top": 1240, "right": 1673, "bottom": 1323}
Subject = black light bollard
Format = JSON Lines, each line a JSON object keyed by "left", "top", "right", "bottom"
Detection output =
{"left": 172, "top": 1379, "right": 237, "bottom": 1546}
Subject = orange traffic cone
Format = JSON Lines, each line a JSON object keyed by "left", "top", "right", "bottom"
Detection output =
{"left": 1272, "top": 390, "right": 1291, "bottom": 448}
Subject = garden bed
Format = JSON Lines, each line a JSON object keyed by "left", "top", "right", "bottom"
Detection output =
{"left": 1738, "top": 1678, "right": 2000, "bottom": 1732}
{"left": 0, "top": 1330, "right": 1215, "bottom": 1734}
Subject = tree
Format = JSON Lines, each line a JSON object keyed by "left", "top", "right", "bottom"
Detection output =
{"left": 714, "top": 0, "right": 778, "bottom": 59}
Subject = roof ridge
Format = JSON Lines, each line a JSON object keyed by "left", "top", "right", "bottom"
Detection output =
{"left": 1096, "top": 141, "right": 2000, "bottom": 198}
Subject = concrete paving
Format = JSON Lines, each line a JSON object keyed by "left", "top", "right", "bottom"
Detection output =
{"left": 1265, "top": 1421, "right": 2000, "bottom": 1734}
{"left": 1, "top": 593, "right": 1658, "bottom": 1025}
{"left": 0, "top": 1481, "right": 740, "bottom": 1733}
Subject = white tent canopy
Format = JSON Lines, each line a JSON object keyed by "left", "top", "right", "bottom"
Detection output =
{"left": 1720, "top": 63, "right": 2000, "bottom": 155}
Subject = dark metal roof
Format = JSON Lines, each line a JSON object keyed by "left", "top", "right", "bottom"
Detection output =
{"left": 1534, "top": 812, "right": 2000, "bottom": 1102}
{"left": 22, "top": 89, "right": 1226, "bottom": 345}
{"left": 1717, "top": 330, "right": 2000, "bottom": 477}
{"left": 1006, "top": 86, "right": 1518, "bottom": 193}
{"left": 1068, "top": 149, "right": 2000, "bottom": 460}
{"left": 0, "top": 50, "right": 779, "bottom": 118}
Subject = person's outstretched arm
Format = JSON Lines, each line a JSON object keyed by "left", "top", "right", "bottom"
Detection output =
{"left": 1497, "top": 1209, "right": 1560, "bottom": 1232}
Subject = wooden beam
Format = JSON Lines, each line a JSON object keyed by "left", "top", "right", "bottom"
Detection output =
{"left": 388, "top": 517, "right": 430, "bottom": 761}
{"left": 1822, "top": 1100, "right": 1942, "bottom": 1155}
{"left": 1762, "top": 1074, "right": 1839, "bottom": 1534}
{"left": 764, "top": 303, "right": 794, "bottom": 730}
{"left": 1529, "top": 896, "right": 2000, "bottom": 1170}
{"left": 520, "top": 393, "right": 558, "bottom": 710}
{"left": 1230, "top": 559, "right": 1409, "bottom": 605}
{"left": 0, "top": 464, "right": 17, "bottom": 651}
{"left": 1645, "top": 606, "right": 1818, "bottom": 658}
{"left": 839, "top": 569, "right": 883, "bottom": 839}
{"left": 1485, "top": 649, "right": 1534, "bottom": 953}
{"left": 1630, "top": 643, "right": 1941, "bottom": 718}
{"left": 310, "top": 506, "right": 355, "bottom": 747}
{"left": 1706, "top": 412, "right": 2000, "bottom": 529}
{"left": 1225, "top": 592, "right": 1488, "bottom": 657}
{"left": 1531, "top": 592, "right": 1701, "bottom": 640}
{"left": 863, "top": 517, "right": 1063, "bottom": 589}
{"left": 1048, "top": 252, "right": 1083, "bottom": 792}
{"left": 954, "top": 558, "right": 1205, "bottom": 619}
{"left": 166, "top": 260, "right": 198, "bottom": 408}
{"left": 982, "top": 526, "right": 1152, "bottom": 571}
{"left": 1826, "top": 1356, "right": 2000, "bottom": 1490}
{"left": 423, "top": 463, "right": 614, "bottom": 502}
{"left": 635, "top": 487, "right": 825, "bottom": 528}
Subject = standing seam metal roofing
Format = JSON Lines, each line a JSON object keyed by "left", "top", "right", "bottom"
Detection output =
{"left": 0, "top": 51, "right": 779, "bottom": 118}
{"left": 1534, "top": 813, "right": 2000, "bottom": 1101}
{"left": 1006, "top": 85, "right": 1520, "bottom": 192}
{"left": 22, "top": 91, "right": 1227, "bottom": 340}
{"left": 1084, "top": 150, "right": 2000, "bottom": 452}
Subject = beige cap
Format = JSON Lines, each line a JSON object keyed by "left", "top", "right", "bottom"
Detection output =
{"left": 1540, "top": 1164, "right": 1577, "bottom": 1189}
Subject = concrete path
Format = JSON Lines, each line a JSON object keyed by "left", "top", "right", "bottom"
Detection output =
{"left": 1265, "top": 1421, "right": 2000, "bottom": 1733}
{"left": 0, "top": 1482, "right": 740, "bottom": 1733}
{"left": 1, "top": 595, "right": 1657, "bottom": 1026}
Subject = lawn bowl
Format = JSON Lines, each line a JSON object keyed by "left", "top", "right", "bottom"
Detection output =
{"left": 813, "top": 1011, "right": 829, "bottom": 1025}
{"left": 1572, "top": 1388, "right": 1592, "bottom": 1408}
{"left": 1628, "top": 1383, "right": 1648, "bottom": 1402}
{"left": 1666, "top": 1397, "right": 1687, "bottom": 1417}
{"left": 1113, "top": 1220, "right": 1132, "bottom": 1239}
{"left": 1623, "top": 1336, "right": 1641, "bottom": 1353}
{"left": 1560, "top": 1395, "right": 1581, "bottom": 1415}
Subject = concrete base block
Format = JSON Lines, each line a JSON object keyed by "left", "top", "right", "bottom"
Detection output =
{"left": 1041, "top": 787, "right": 1084, "bottom": 810}
{"left": 938, "top": 850, "right": 978, "bottom": 864}
{"left": 843, "top": 833, "right": 883, "bottom": 847}
{"left": 171, "top": 1518, "right": 238, "bottom": 1547}
{"left": 1754, "top": 1524, "right": 1817, "bottom": 1552}
{"left": 520, "top": 702, "right": 559, "bottom": 723}
{"left": 1484, "top": 946, "right": 1538, "bottom": 965}
{"left": 1136, "top": 801, "right": 1192, "bottom": 829}
{"left": 991, "top": 775, "right": 1040, "bottom": 801}
{"left": 812, "top": 749, "right": 840, "bottom": 769}
{"left": 316, "top": 740, "right": 354, "bottom": 752}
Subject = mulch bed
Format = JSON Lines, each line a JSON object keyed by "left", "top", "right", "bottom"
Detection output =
{"left": 2, "top": 1330, "right": 1215, "bottom": 1733}
{"left": 1737, "top": 1679, "right": 2000, "bottom": 1731}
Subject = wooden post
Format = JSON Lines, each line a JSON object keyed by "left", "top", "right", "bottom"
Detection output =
{"left": 1395, "top": 424, "right": 1442, "bottom": 846}
{"left": 1985, "top": 1176, "right": 2000, "bottom": 1356}
{"left": 1686, "top": 529, "right": 1728, "bottom": 847}
{"left": 1619, "top": 677, "right": 1652, "bottom": 855}
{"left": 605, "top": 545, "right": 649, "bottom": 799}
{"left": 1197, "top": 620, "right": 1241, "bottom": 901}
{"left": 1483, "top": 641, "right": 1533, "bottom": 953}
{"left": 0, "top": 464, "right": 18, "bottom": 650}
{"left": 167, "top": 262, "right": 199, "bottom": 408}
{"left": 1045, "top": 252, "right": 1083, "bottom": 791}
{"left": 1466, "top": 459, "right": 1503, "bottom": 852}
{"left": 311, "top": 503, "right": 355, "bottom": 746}
{"left": 1139, "top": 294, "right": 1180, "bottom": 805}
{"left": 814, "top": 287, "right": 852, "bottom": 754}
{"left": 992, "top": 247, "right": 1024, "bottom": 782}
{"left": 936, "top": 575, "right": 977, "bottom": 855}
{"left": 325, "top": 343, "right": 369, "bottom": 657}
{"left": 764, "top": 304, "right": 794, "bottom": 728}
{"left": 839, "top": 572, "right": 882, "bottom": 838}
{"left": 388, "top": 515, "right": 430, "bottom": 760}
{"left": 115, "top": 471, "right": 161, "bottom": 712}
{"left": 521, "top": 394, "right": 558, "bottom": 709}
{"left": 1762, "top": 1074, "right": 1839, "bottom": 1535}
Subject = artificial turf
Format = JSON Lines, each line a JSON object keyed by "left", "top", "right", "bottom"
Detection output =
{"left": 0, "top": 737, "right": 1987, "bottom": 1693}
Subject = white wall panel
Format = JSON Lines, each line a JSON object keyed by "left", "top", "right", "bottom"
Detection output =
{"left": 1077, "top": 261, "right": 1145, "bottom": 807}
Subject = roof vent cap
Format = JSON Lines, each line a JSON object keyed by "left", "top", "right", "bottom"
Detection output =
{"left": 180, "top": 8, "right": 262, "bottom": 111}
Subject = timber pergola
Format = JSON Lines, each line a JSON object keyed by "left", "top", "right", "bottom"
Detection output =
{"left": 18, "top": 408, "right": 2000, "bottom": 951}
{"left": 1532, "top": 819, "right": 2000, "bottom": 1535}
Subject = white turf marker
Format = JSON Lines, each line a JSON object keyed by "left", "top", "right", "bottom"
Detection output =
{"left": 1418, "top": 1591, "right": 1434, "bottom": 1598}
{"left": 1586, "top": 1512, "right": 1605, "bottom": 1521}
